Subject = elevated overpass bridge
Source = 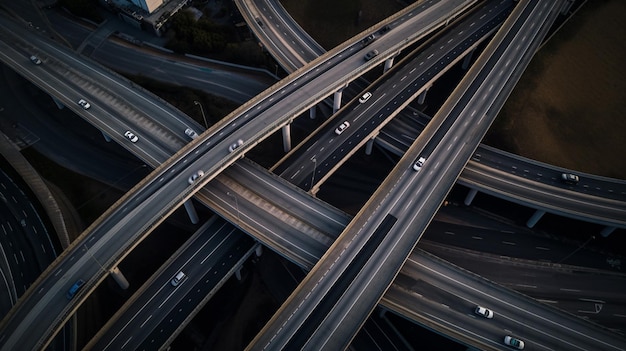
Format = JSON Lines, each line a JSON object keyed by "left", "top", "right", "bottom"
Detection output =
{"left": 0, "top": 1, "right": 492, "bottom": 348}
{"left": 238, "top": 0, "right": 626, "bottom": 233}
{"left": 246, "top": 1, "right": 581, "bottom": 348}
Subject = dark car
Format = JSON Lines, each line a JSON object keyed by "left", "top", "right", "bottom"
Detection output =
{"left": 66, "top": 279, "right": 85, "bottom": 299}
{"left": 362, "top": 34, "right": 376, "bottom": 46}
{"left": 364, "top": 50, "right": 379, "bottom": 61}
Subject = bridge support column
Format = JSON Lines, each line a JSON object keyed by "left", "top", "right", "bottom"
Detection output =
{"left": 184, "top": 200, "right": 199, "bottom": 224}
{"left": 378, "top": 307, "right": 414, "bottom": 350}
{"left": 333, "top": 88, "right": 344, "bottom": 113}
{"left": 364, "top": 138, "right": 374, "bottom": 155}
{"left": 110, "top": 266, "right": 130, "bottom": 290}
{"left": 282, "top": 124, "right": 292, "bottom": 153}
{"left": 102, "top": 131, "right": 111, "bottom": 142}
{"left": 464, "top": 188, "right": 478, "bottom": 206}
{"left": 526, "top": 209, "right": 545, "bottom": 228}
{"left": 600, "top": 226, "right": 616, "bottom": 238}
{"left": 383, "top": 56, "right": 395, "bottom": 73}
{"left": 417, "top": 86, "right": 430, "bottom": 105}
{"left": 255, "top": 244, "right": 263, "bottom": 257}
{"left": 462, "top": 48, "right": 475, "bottom": 70}
{"left": 309, "top": 106, "right": 317, "bottom": 119}
{"left": 235, "top": 267, "right": 242, "bottom": 281}
{"left": 560, "top": 0, "right": 574, "bottom": 15}
{"left": 51, "top": 96, "right": 64, "bottom": 109}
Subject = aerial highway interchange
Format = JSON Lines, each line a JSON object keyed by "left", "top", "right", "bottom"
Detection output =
{"left": 0, "top": 0, "right": 620, "bottom": 350}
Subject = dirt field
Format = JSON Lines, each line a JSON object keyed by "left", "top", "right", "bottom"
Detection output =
{"left": 485, "top": 0, "right": 626, "bottom": 179}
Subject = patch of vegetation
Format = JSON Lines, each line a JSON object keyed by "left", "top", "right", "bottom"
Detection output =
{"left": 165, "top": 8, "right": 274, "bottom": 68}
{"left": 58, "top": 0, "right": 103, "bottom": 23}
{"left": 165, "top": 9, "right": 230, "bottom": 55}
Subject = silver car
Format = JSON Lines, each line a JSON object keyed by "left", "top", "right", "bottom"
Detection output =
{"left": 474, "top": 306, "right": 494, "bottom": 319}
{"left": 30, "top": 55, "right": 42, "bottom": 65}
{"left": 77, "top": 99, "right": 90, "bottom": 109}
{"left": 228, "top": 139, "right": 244, "bottom": 152}
{"left": 359, "top": 92, "right": 372, "bottom": 103}
{"left": 504, "top": 336, "right": 525, "bottom": 349}
{"left": 185, "top": 128, "right": 198, "bottom": 139}
{"left": 187, "top": 170, "right": 205, "bottom": 185}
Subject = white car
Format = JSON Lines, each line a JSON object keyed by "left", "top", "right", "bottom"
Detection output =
{"left": 187, "top": 170, "right": 205, "bottom": 184}
{"left": 359, "top": 92, "right": 372, "bottom": 103}
{"left": 474, "top": 306, "right": 494, "bottom": 319}
{"left": 77, "top": 99, "right": 90, "bottom": 109}
{"left": 171, "top": 271, "right": 186, "bottom": 286}
{"left": 561, "top": 173, "right": 579, "bottom": 184}
{"left": 334, "top": 121, "right": 350, "bottom": 135}
{"left": 228, "top": 139, "right": 244, "bottom": 152}
{"left": 504, "top": 336, "right": 525, "bottom": 349}
{"left": 185, "top": 128, "right": 198, "bottom": 139}
{"left": 124, "top": 131, "right": 138, "bottom": 143}
{"left": 413, "top": 157, "right": 426, "bottom": 172}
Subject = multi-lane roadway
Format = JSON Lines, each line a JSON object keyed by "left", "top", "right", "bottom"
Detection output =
{"left": 246, "top": 1, "right": 578, "bottom": 349}
{"left": 242, "top": 0, "right": 626, "bottom": 230}
{"left": 273, "top": 0, "right": 512, "bottom": 191}
{"left": 0, "top": 2, "right": 485, "bottom": 348}
{"left": 0, "top": 0, "right": 620, "bottom": 350}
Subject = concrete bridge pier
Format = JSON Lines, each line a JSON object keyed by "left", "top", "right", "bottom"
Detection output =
{"left": 110, "top": 266, "right": 130, "bottom": 290}
{"left": 235, "top": 267, "right": 242, "bottom": 281}
{"left": 560, "top": 0, "right": 574, "bottom": 15}
{"left": 365, "top": 138, "right": 374, "bottom": 155}
{"left": 462, "top": 48, "right": 475, "bottom": 70}
{"left": 51, "top": 96, "right": 64, "bottom": 109}
{"left": 526, "top": 209, "right": 546, "bottom": 228}
{"left": 282, "top": 124, "right": 292, "bottom": 153}
{"left": 600, "top": 226, "right": 616, "bottom": 238}
{"left": 464, "top": 188, "right": 478, "bottom": 206}
{"left": 333, "top": 87, "right": 345, "bottom": 113}
{"left": 383, "top": 56, "right": 395, "bottom": 73}
{"left": 184, "top": 200, "right": 199, "bottom": 224}
{"left": 377, "top": 307, "right": 414, "bottom": 350}
{"left": 102, "top": 131, "right": 111, "bottom": 142}
{"left": 309, "top": 106, "right": 317, "bottom": 119}
{"left": 310, "top": 184, "right": 320, "bottom": 197}
{"left": 418, "top": 85, "right": 431, "bottom": 105}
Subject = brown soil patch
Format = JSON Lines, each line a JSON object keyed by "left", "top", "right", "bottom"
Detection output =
{"left": 485, "top": 0, "right": 626, "bottom": 179}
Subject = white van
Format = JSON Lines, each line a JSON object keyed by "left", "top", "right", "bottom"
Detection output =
{"left": 171, "top": 271, "right": 187, "bottom": 286}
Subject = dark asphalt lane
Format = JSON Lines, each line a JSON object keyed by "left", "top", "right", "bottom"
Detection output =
{"left": 0, "top": 66, "right": 150, "bottom": 189}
